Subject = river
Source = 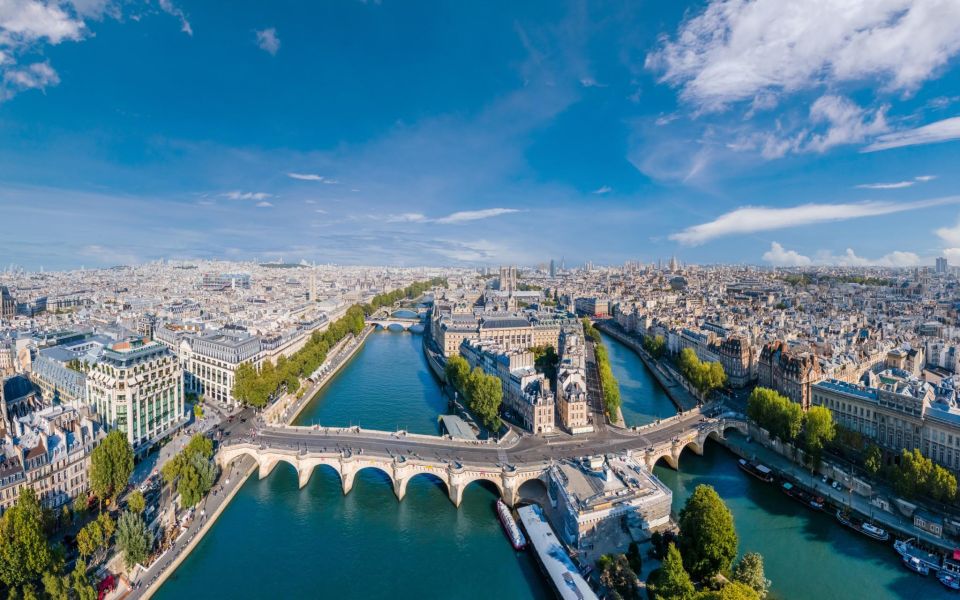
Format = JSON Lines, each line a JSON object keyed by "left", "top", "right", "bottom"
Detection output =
{"left": 156, "top": 328, "right": 950, "bottom": 599}
{"left": 154, "top": 330, "right": 548, "bottom": 600}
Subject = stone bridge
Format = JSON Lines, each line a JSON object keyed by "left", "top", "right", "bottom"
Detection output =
{"left": 216, "top": 445, "right": 549, "bottom": 506}
{"left": 217, "top": 412, "right": 749, "bottom": 507}
{"left": 366, "top": 319, "right": 423, "bottom": 331}
{"left": 638, "top": 417, "right": 748, "bottom": 471}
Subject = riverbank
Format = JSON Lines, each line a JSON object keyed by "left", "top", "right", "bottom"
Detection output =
{"left": 134, "top": 326, "right": 375, "bottom": 599}
{"left": 595, "top": 321, "right": 698, "bottom": 413}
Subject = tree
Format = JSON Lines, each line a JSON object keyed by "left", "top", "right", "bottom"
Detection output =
{"left": 929, "top": 464, "right": 958, "bottom": 503}
{"left": 75, "top": 521, "right": 103, "bottom": 559}
{"left": 89, "top": 430, "right": 134, "bottom": 503}
{"left": 651, "top": 544, "right": 695, "bottom": 600}
{"left": 697, "top": 582, "right": 761, "bottom": 600}
{"left": 678, "top": 484, "right": 738, "bottom": 581}
{"left": 116, "top": 511, "right": 153, "bottom": 570}
{"left": 732, "top": 552, "right": 770, "bottom": 599}
{"left": 0, "top": 489, "right": 53, "bottom": 588}
{"left": 801, "top": 406, "right": 836, "bottom": 465}
{"left": 864, "top": 444, "right": 882, "bottom": 477}
{"left": 70, "top": 561, "right": 97, "bottom": 600}
{"left": 444, "top": 355, "right": 470, "bottom": 393}
{"left": 747, "top": 387, "right": 802, "bottom": 442}
{"left": 599, "top": 553, "right": 641, "bottom": 599}
{"left": 466, "top": 367, "right": 503, "bottom": 432}
{"left": 127, "top": 490, "right": 146, "bottom": 514}
{"left": 626, "top": 541, "right": 643, "bottom": 575}
{"left": 892, "top": 448, "right": 932, "bottom": 499}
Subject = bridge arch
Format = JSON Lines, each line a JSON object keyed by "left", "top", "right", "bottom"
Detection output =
{"left": 341, "top": 463, "right": 397, "bottom": 497}
{"left": 397, "top": 470, "right": 450, "bottom": 501}
{"left": 450, "top": 473, "right": 505, "bottom": 507}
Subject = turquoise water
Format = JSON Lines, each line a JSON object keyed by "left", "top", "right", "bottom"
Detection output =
{"left": 599, "top": 330, "right": 676, "bottom": 427}
{"left": 155, "top": 331, "right": 547, "bottom": 600}
{"left": 600, "top": 332, "right": 950, "bottom": 600}
{"left": 157, "top": 329, "right": 950, "bottom": 599}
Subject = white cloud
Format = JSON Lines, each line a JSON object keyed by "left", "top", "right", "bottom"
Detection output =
{"left": 862, "top": 116, "right": 960, "bottom": 152}
{"left": 158, "top": 0, "right": 192, "bottom": 36}
{"left": 856, "top": 181, "right": 914, "bottom": 190}
{"left": 856, "top": 175, "right": 937, "bottom": 189}
{"left": 255, "top": 27, "right": 279, "bottom": 55}
{"left": 671, "top": 196, "right": 960, "bottom": 245}
{"left": 762, "top": 242, "right": 811, "bottom": 267}
{"left": 592, "top": 185, "right": 612, "bottom": 195}
{"left": 434, "top": 208, "right": 519, "bottom": 224}
{"left": 0, "top": 0, "right": 86, "bottom": 45}
{"left": 387, "top": 213, "right": 428, "bottom": 223}
{"left": 815, "top": 248, "right": 921, "bottom": 267}
{"left": 287, "top": 172, "right": 326, "bottom": 181}
{"left": 255, "top": 201, "right": 273, "bottom": 208}
{"left": 1, "top": 60, "right": 58, "bottom": 98}
{"left": 647, "top": 0, "right": 960, "bottom": 112}
{"left": 763, "top": 242, "right": 921, "bottom": 267}
{"left": 381, "top": 208, "right": 520, "bottom": 225}
{"left": 222, "top": 191, "right": 272, "bottom": 201}
{"left": 805, "top": 95, "right": 888, "bottom": 152}
{"left": 936, "top": 218, "right": 960, "bottom": 246}
{"left": 579, "top": 77, "right": 606, "bottom": 88}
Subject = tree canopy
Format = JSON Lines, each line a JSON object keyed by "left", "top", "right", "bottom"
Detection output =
{"left": 116, "top": 511, "right": 153, "bottom": 569}
{"left": 89, "top": 430, "right": 134, "bottom": 503}
{"left": 0, "top": 489, "right": 52, "bottom": 589}
{"left": 732, "top": 552, "right": 770, "bottom": 599}
{"left": 746, "top": 387, "right": 802, "bottom": 442}
{"left": 650, "top": 544, "right": 695, "bottom": 600}
{"left": 465, "top": 367, "right": 503, "bottom": 432}
{"left": 162, "top": 433, "right": 219, "bottom": 507}
{"left": 678, "top": 484, "right": 739, "bottom": 581}
{"left": 678, "top": 348, "right": 726, "bottom": 396}
{"left": 598, "top": 553, "right": 641, "bottom": 600}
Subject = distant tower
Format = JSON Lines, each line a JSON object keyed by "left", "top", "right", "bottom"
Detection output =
{"left": 936, "top": 257, "right": 948, "bottom": 274}
{"left": 308, "top": 272, "right": 318, "bottom": 302}
{"left": 669, "top": 256, "right": 678, "bottom": 272}
{"left": 550, "top": 259, "right": 556, "bottom": 278}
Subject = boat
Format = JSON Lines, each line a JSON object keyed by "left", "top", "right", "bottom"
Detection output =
{"left": 781, "top": 482, "right": 825, "bottom": 511}
{"left": 496, "top": 499, "right": 527, "bottom": 551}
{"left": 835, "top": 509, "right": 890, "bottom": 542}
{"left": 904, "top": 555, "right": 931, "bottom": 576}
{"left": 939, "top": 571, "right": 960, "bottom": 590}
{"left": 894, "top": 539, "right": 942, "bottom": 573}
{"left": 738, "top": 459, "right": 775, "bottom": 483}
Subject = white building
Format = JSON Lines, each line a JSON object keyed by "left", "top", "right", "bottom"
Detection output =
{"left": 86, "top": 338, "right": 184, "bottom": 451}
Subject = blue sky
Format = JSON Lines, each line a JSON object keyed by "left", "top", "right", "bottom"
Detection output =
{"left": 2, "top": 0, "right": 960, "bottom": 270}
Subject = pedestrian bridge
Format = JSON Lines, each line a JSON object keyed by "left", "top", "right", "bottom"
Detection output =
{"left": 217, "top": 412, "right": 748, "bottom": 506}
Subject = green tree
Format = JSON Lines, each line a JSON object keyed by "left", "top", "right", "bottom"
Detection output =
{"left": 928, "top": 464, "right": 958, "bottom": 502}
{"left": 127, "top": 489, "right": 146, "bottom": 514}
{"left": 679, "top": 484, "right": 738, "bottom": 581}
{"left": 801, "top": 406, "right": 836, "bottom": 465}
{"left": 42, "top": 571, "right": 69, "bottom": 600}
{"left": 864, "top": 444, "right": 882, "bottom": 477}
{"left": 598, "top": 553, "right": 640, "bottom": 599}
{"left": 444, "top": 355, "right": 471, "bottom": 394}
{"left": 651, "top": 544, "right": 695, "bottom": 600}
{"left": 0, "top": 489, "right": 53, "bottom": 588}
{"left": 75, "top": 520, "right": 103, "bottom": 559}
{"left": 97, "top": 512, "right": 116, "bottom": 542}
{"left": 116, "top": 511, "right": 153, "bottom": 570}
{"left": 732, "top": 552, "right": 770, "bottom": 599}
{"left": 466, "top": 367, "right": 503, "bottom": 432}
{"left": 70, "top": 561, "right": 97, "bottom": 600}
{"left": 697, "top": 582, "right": 761, "bottom": 600}
{"left": 892, "top": 448, "right": 931, "bottom": 499}
{"left": 89, "top": 430, "right": 134, "bottom": 503}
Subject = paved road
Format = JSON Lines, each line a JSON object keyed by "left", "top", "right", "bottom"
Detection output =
{"left": 234, "top": 407, "right": 726, "bottom": 468}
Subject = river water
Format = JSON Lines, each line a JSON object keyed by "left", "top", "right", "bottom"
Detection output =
{"left": 156, "top": 328, "right": 949, "bottom": 599}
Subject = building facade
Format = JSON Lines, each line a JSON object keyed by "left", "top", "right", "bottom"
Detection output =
{"left": 86, "top": 338, "right": 184, "bottom": 451}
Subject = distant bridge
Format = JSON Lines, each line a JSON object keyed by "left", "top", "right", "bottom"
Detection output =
{"left": 218, "top": 411, "right": 747, "bottom": 506}
{"left": 366, "top": 318, "right": 424, "bottom": 331}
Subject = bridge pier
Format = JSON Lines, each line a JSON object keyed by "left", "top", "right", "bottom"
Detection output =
{"left": 258, "top": 457, "right": 279, "bottom": 480}
{"left": 298, "top": 466, "right": 313, "bottom": 489}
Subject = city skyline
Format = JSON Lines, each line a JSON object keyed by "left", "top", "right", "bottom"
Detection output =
{"left": 2, "top": 1, "right": 960, "bottom": 270}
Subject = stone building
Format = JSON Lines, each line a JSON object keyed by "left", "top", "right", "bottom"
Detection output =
{"left": 556, "top": 330, "right": 592, "bottom": 434}
{"left": 711, "top": 336, "right": 756, "bottom": 388}
{"left": 758, "top": 341, "right": 822, "bottom": 408}
{"left": 86, "top": 338, "right": 184, "bottom": 452}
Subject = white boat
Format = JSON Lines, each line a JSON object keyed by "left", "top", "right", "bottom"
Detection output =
{"left": 496, "top": 499, "right": 527, "bottom": 550}
{"left": 904, "top": 555, "right": 931, "bottom": 576}
{"left": 895, "top": 539, "right": 941, "bottom": 572}
{"left": 939, "top": 571, "right": 960, "bottom": 590}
